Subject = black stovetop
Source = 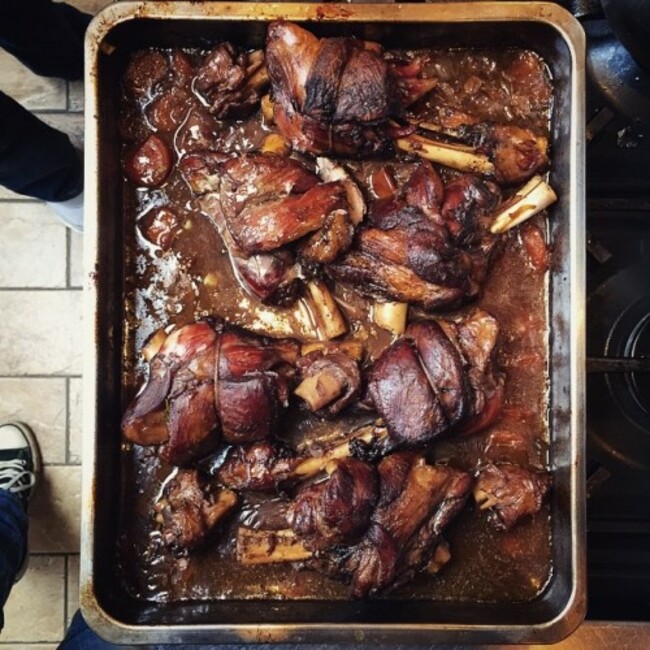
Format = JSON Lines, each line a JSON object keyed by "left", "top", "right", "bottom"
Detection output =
{"left": 583, "top": 17, "right": 650, "bottom": 621}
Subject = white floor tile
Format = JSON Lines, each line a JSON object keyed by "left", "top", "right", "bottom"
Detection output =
{"left": 0, "top": 378, "right": 67, "bottom": 464}
{"left": 68, "top": 378, "right": 82, "bottom": 464}
{"left": 0, "top": 203, "right": 67, "bottom": 288}
{"left": 29, "top": 466, "right": 82, "bottom": 554}
{"left": 1, "top": 556, "right": 65, "bottom": 642}
{"left": 0, "top": 291, "right": 82, "bottom": 375}
{"left": 66, "top": 555, "right": 81, "bottom": 629}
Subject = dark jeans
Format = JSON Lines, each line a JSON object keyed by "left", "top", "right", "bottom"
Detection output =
{"left": 0, "top": 490, "right": 27, "bottom": 631}
{"left": 0, "top": 0, "right": 90, "bottom": 201}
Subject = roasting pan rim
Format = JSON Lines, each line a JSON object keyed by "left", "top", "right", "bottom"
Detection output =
{"left": 81, "top": 1, "right": 586, "bottom": 644}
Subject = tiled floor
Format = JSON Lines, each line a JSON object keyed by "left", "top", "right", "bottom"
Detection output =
{"left": 0, "top": 1, "right": 108, "bottom": 646}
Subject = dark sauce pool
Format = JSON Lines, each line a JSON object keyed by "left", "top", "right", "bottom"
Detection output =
{"left": 118, "top": 44, "right": 553, "bottom": 603}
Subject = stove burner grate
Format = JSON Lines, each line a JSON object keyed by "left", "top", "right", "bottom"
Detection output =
{"left": 588, "top": 264, "right": 650, "bottom": 470}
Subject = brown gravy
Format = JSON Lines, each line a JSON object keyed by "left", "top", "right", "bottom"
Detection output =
{"left": 118, "top": 45, "right": 553, "bottom": 603}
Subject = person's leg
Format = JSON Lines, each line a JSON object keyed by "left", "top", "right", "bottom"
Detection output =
{"left": 0, "top": 422, "right": 41, "bottom": 631}
{"left": 0, "top": 0, "right": 92, "bottom": 81}
{"left": 58, "top": 610, "right": 135, "bottom": 650}
{"left": 0, "top": 91, "right": 84, "bottom": 230}
{"left": 0, "top": 491, "right": 27, "bottom": 630}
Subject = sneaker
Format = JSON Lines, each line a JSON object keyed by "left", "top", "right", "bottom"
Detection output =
{"left": 0, "top": 422, "right": 41, "bottom": 510}
{"left": 47, "top": 189, "right": 84, "bottom": 233}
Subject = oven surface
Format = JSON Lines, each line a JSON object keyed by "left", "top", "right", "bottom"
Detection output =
{"left": 584, "top": 12, "right": 650, "bottom": 619}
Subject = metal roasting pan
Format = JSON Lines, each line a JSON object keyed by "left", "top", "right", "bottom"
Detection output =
{"left": 82, "top": 2, "right": 586, "bottom": 644}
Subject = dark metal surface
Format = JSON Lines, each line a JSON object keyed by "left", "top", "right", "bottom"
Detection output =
{"left": 140, "top": 620, "right": 650, "bottom": 649}
{"left": 82, "top": 2, "right": 586, "bottom": 645}
{"left": 586, "top": 19, "right": 650, "bottom": 122}
{"left": 587, "top": 356, "right": 650, "bottom": 373}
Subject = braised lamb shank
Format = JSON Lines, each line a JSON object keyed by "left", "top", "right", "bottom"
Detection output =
{"left": 236, "top": 453, "right": 472, "bottom": 597}
{"left": 266, "top": 21, "right": 435, "bottom": 157}
{"left": 368, "top": 310, "right": 503, "bottom": 447}
{"left": 182, "top": 152, "right": 359, "bottom": 306}
{"left": 329, "top": 162, "right": 502, "bottom": 311}
{"left": 122, "top": 321, "right": 299, "bottom": 462}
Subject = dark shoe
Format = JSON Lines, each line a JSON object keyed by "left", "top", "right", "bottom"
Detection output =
{"left": 0, "top": 422, "right": 41, "bottom": 510}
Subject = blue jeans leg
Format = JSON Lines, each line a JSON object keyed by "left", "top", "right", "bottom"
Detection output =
{"left": 0, "top": 91, "right": 83, "bottom": 202}
{"left": 0, "top": 0, "right": 91, "bottom": 81}
{"left": 0, "top": 489, "right": 28, "bottom": 631}
{"left": 58, "top": 610, "right": 136, "bottom": 650}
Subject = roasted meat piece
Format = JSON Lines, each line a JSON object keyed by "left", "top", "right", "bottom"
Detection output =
{"left": 198, "top": 191, "right": 303, "bottom": 306}
{"left": 368, "top": 339, "right": 447, "bottom": 447}
{"left": 122, "top": 321, "right": 300, "bottom": 460}
{"left": 180, "top": 152, "right": 303, "bottom": 305}
{"left": 442, "top": 309, "right": 504, "bottom": 435}
{"left": 154, "top": 469, "right": 238, "bottom": 551}
{"left": 187, "top": 152, "right": 358, "bottom": 305}
{"left": 368, "top": 310, "right": 502, "bottom": 447}
{"left": 216, "top": 329, "right": 299, "bottom": 444}
{"left": 266, "top": 21, "right": 435, "bottom": 157}
{"left": 473, "top": 463, "right": 551, "bottom": 530}
{"left": 288, "top": 459, "right": 379, "bottom": 551}
{"left": 329, "top": 164, "right": 501, "bottom": 311}
{"left": 195, "top": 44, "right": 268, "bottom": 119}
{"left": 139, "top": 207, "right": 182, "bottom": 251}
{"left": 124, "top": 49, "right": 193, "bottom": 101}
{"left": 217, "top": 442, "right": 299, "bottom": 492}
{"left": 295, "top": 350, "right": 361, "bottom": 417}
{"left": 122, "top": 322, "right": 221, "bottom": 465}
{"left": 123, "top": 134, "right": 173, "bottom": 188}
{"left": 144, "top": 51, "right": 195, "bottom": 132}
{"left": 235, "top": 453, "right": 469, "bottom": 596}
{"left": 411, "top": 105, "right": 549, "bottom": 185}
{"left": 217, "top": 154, "right": 347, "bottom": 255}
{"left": 341, "top": 453, "right": 471, "bottom": 597}
{"left": 175, "top": 106, "right": 223, "bottom": 154}
{"left": 407, "top": 320, "right": 468, "bottom": 428}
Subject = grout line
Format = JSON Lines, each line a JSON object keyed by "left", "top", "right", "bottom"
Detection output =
{"left": 32, "top": 108, "right": 75, "bottom": 116}
{"left": 0, "top": 374, "right": 82, "bottom": 379}
{"left": 0, "top": 287, "right": 81, "bottom": 292}
{"left": 65, "top": 377, "right": 71, "bottom": 465}
{"left": 66, "top": 226, "right": 72, "bottom": 288}
{"left": 33, "top": 462, "right": 81, "bottom": 468}
{"left": 30, "top": 550, "right": 81, "bottom": 556}
{"left": 63, "top": 554, "right": 69, "bottom": 634}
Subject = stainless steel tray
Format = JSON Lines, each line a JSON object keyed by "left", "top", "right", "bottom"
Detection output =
{"left": 82, "top": 2, "right": 586, "bottom": 644}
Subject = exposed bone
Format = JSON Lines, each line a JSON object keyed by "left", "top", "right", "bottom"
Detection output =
{"left": 236, "top": 527, "right": 311, "bottom": 565}
{"left": 207, "top": 488, "right": 239, "bottom": 526}
{"left": 473, "top": 486, "right": 499, "bottom": 511}
{"left": 141, "top": 328, "right": 168, "bottom": 362}
{"left": 396, "top": 134, "right": 495, "bottom": 176}
{"left": 306, "top": 280, "right": 348, "bottom": 340}
{"left": 408, "top": 118, "right": 458, "bottom": 138}
{"left": 316, "top": 157, "right": 366, "bottom": 225}
{"left": 247, "top": 49, "right": 264, "bottom": 67}
{"left": 261, "top": 94, "right": 275, "bottom": 122}
{"left": 489, "top": 175, "right": 557, "bottom": 234}
{"left": 292, "top": 426, "right": 388, "bottom": 478}
{"left": 301, "top": 340, "right": 365, "bottom": 361}
{"left": 294, "top": 370, "right": 347, "bottom": 412}
{"left": 426, "top": 538, "right": 451, "bottom": 574}
{"left": 373, "top": 301, "right": 408, "bottom": 336}
{"left": 244, "top": 62, "right": 269, "bottom": 93}
{"left": 261, "top": 133, "right": 291, "bottom": 156}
